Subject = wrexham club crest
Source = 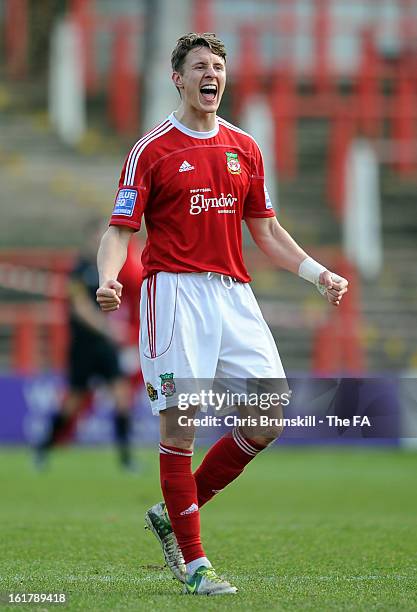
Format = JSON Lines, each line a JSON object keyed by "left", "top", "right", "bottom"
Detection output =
{"left": 160, "top": 373, "right": 176, "bottom": 397}
{"left": 146, "top": 382, "right": 158, "bottom": 402}
{"left": 225, "top": 151, "right": 241, "bottom": 175}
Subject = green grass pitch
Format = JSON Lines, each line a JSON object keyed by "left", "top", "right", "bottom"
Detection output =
{"left": 0, "top": 446, "right": 416, "bottom": 611}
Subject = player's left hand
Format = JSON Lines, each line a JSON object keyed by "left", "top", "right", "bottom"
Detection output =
{"left": 317, "top": 271, "right": 349, "bottom": 307}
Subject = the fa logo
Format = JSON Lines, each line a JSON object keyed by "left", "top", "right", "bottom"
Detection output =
{"left": 353, "top": 416, "right": 371, "bottom": 427}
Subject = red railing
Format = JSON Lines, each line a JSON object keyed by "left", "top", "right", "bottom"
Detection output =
{"left": 0, "top": 250, "right": 74, "bottom": 374}
{"left": 69, "top": 0, "right": 143, "bottom": 135}
{"left": 4, "top": 0, "right": 28, "bottom": 79}
{"left": 3, "top": 0, "right": 143, "bottom": 136}
{"left": 4, "top": 303, "right": 68, "bottom": 374}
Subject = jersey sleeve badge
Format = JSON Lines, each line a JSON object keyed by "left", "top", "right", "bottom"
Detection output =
{"left": 113, "top": 188, "right": 138, "bottom": 217}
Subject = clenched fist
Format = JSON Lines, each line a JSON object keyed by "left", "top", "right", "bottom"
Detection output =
{"left": 96, "top": 279, "right": 123, "bottom": 312}
{"left": 318, "top": 271, "right": 349, "bottom": 307}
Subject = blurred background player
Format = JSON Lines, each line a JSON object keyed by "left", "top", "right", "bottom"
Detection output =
{"left": 35, "top": 220, "right": 143, "bottom": 471}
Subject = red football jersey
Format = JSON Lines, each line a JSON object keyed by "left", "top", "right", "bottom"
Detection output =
{"left": 109, "top": 113, "right": 275, "bottom": 282}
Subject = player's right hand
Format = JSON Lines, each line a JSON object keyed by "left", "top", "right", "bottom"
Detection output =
{"left": 96, "top": 280, "right": 123, "bottom": 312}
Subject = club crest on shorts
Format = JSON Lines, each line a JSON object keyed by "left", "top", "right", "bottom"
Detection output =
{"left": 225, "top": 151, "right": 241, "bottom": 175}
{"left": 146, "top": 382, "right": 158, "bottom": 402}
{"left": 160, "top": 373, "right": 176, "bottom": 397}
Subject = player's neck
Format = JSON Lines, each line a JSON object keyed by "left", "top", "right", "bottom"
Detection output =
{"left": 173, "top": 107, "right": 217, "bottom": 133}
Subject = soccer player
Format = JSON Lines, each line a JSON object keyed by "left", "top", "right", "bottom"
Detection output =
{"left": 96, "top": 33, "right": 348, "bottom": 595}
{"left": 36, "top": 221, "right": 140, "bottom": 471}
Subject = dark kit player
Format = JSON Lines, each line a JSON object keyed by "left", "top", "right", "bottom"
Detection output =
{"left": 96, "top": 33, "right": 348, "bottom": 595}
{"left": 36, "top": 222, "right": 138, "bottom": 471}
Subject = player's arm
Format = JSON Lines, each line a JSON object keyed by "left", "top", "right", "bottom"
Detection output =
{"left": 96, "top": 225, "right": 135, "bottom": 312}
{"left": 245, "top": 216, "right": 348, "bottom": 306}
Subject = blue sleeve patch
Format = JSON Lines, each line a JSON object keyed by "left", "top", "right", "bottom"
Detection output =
{"left": 264, "top": 184, "right": 273, "bottom": 210}
{"left": 113, "top": 188, "right": 138, "bottom": 217}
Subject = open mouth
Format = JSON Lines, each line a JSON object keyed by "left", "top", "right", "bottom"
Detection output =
{"left": 199, "top": 84, "right": 218, "bottom": 103}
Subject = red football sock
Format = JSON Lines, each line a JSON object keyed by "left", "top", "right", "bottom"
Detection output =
{"left": 194, "top": 427, "right": 265, "bottom": 508}
{"left": 159, "top": 443, "right": 205, "bottom": 564}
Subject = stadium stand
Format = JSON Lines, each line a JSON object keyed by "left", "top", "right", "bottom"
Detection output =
{"left": 0, "top": 0, "right": 416, "bottom": 373}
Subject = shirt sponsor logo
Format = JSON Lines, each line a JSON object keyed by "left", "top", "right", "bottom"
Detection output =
{"left": 264, "top": 184, "right": 273, "bottom": 210}
{"left": 189, "top": 192, "right": 238, "bottom": 215}
{"left": 113, "top": 188, "right": 137, "bottom": 217}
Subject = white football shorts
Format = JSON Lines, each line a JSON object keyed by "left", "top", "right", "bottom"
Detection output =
{"left": 139, "top": 271, "right": 286, "bottom": 414}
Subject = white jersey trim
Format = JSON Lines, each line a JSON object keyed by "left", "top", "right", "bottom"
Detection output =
{"left": 125, "top": 120, "right": 174, "bottom": 186}
{"left": 218, "top": 116, "right": 265, "bottom": 181}
{"left": 168, "top": 112, "right": 219, "bottom": 139}
{"left": 125, "top": 120, "right": 169, "bottom": 184}
{"left": 218, "top": 116, "right": 259, "bottom": 146}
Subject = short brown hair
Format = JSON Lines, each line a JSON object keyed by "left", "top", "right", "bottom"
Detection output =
{"left": 171, "top": 32, "right": 226, "bottom": 73}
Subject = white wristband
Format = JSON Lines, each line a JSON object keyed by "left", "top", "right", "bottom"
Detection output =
{"left": 298, "top": 257, "right": 327, "bottom": 285}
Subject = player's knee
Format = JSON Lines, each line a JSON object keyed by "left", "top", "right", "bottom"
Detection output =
{"left": 159, "top": 406, "right": 198, "bottom": 450}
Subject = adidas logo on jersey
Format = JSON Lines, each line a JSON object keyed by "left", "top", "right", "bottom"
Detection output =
{"left": 179, "top": 160, "right": 195, "bottom": 173}
{"left": 180, "top": 503, "right": 198, "bottom": 516}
